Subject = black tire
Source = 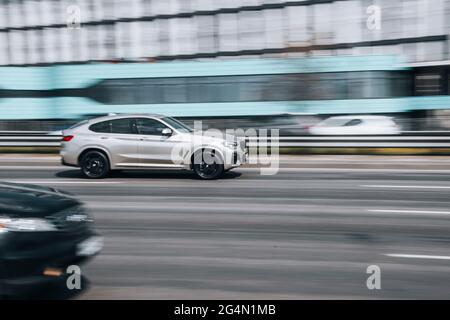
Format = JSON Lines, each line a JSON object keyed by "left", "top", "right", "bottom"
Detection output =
{"left": 80, "top": 150, "right": 110, "bottom": 179}
{"left": 192, "top": 149, "right": 224, "bottom": 180}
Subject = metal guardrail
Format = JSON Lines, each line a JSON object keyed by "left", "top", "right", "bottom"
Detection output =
{"left": 247, "top": 136, "right": 450, "bottom": 148}
{"left": 0, "top": 134, "right": 62, "bottom": 147}
{"left": 1, "top": 133, "right": 450, "bottom": 148}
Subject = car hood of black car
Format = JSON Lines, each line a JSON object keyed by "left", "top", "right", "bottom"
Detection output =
{"left": 0, "top": 182, "right": 81, "bottom": 217}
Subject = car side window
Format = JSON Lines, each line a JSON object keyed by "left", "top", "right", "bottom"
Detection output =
{"left": 89, "top": 119, "right": 134, "bottom": 134}
{"left": 135, "top": 118, "right": 168, "bottom": 135}
{"left": 89, "top": 121, "right": 111, "bottom": 133}
{"left": 110, "top": 119, "right": 134, "bottom": 134}
{"left": 344, "top": 119, "right": 362, "bottom": 126}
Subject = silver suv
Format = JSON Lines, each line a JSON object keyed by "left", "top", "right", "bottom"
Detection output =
{"left": 60, "top": 114, "right": 248, "bottom": 180}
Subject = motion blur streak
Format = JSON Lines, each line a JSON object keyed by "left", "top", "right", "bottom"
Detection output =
{"left": 0, "top": 155, "right": 449, "bottom": 299}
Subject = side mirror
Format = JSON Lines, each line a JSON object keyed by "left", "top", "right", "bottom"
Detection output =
{"left": 161, "top": 128, "right": 173, "bottom": 136}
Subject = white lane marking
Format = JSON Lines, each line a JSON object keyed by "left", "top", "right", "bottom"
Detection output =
{"left": 239, "top": 168, "right": 450, "bottom": 174}
{"left": 3, "top": 180, "right": 122, "bottom": 184}
{"left": 2, "top": 166, "right": 450, "bottom": 176}
{"left": 369, "top": 209, "right": 450, "bottom": 215}
{"left": 1, "top": 166, "right": 450, "bottom": 174}
{"left": 362, "top": 185, "right": 450, "bottom": 189}
{"left": 0, "top": 166, "right": 63, "bottom": 170}
{"left": 385, "top": 254, "right": 450, "bottom": 260}
{"left": 0, "top": 158, "right": 59, "bottom": 162}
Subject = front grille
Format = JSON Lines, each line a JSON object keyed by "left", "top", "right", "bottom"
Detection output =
{"left": 46, "top": 206, "right": 90, "bottom": 232}
{"left": 232, "top": 152, "right": 238, "bottom": 165}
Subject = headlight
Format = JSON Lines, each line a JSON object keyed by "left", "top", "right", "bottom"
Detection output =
{"left": 0, "top": 217, "right": 57, "bottom": 232}
{"left": 223, "top": 141, "right": 238, "bottom": 149}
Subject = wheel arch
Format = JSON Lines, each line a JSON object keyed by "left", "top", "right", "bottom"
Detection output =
{"left": 77, "top": 147, "right": 112, "bottom": 167}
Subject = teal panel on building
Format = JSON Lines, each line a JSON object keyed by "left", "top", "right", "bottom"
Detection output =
{"left": 2, "top": 55, "right": 450, "bottom": 120}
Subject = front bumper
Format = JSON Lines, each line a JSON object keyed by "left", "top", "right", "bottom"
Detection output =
{"left": 0, "top": 230, "right": 103, "bottom": 299}
{"left": 224, "top": 148, "right": 248, "bottom": 170}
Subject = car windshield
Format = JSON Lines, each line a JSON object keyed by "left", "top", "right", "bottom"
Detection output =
{"left": 319, "top": 118, "right": 350, "bottom": 127}
{"left": 162, "top": 117, "right": 193, "bottom": 133}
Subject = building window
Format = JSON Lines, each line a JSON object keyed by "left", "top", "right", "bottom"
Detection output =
{"left": 415, "top": 74, "right": 441, "bottom": 95}
{"left": 85, "top": 71, "right": 411, "bottom": 105}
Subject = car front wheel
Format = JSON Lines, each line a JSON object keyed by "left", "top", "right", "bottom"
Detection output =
{"left": 80, "top": 151, "right": 110, "bottom": 179}
{"left": 192, "top": 149, "right": 224, "bottom": 180}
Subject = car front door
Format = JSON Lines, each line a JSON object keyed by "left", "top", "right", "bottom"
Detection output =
{"left": 135, "top": 117, "right": 184, "bottom": 167}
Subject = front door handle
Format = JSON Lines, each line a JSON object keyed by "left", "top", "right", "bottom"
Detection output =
{"left": 113, "top": 137, "right": 141, "bottom": 141}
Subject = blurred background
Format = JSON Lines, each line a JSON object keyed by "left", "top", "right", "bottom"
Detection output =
{"left": 2, "top": 1, "right": 450, "bottom": 300}
{"left": 0, "top": 0, "right": 449, "bottom": 133}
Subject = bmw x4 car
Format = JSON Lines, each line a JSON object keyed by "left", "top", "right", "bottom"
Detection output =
{"left": 0, "top": 182, "right": 102, "bottom": 299}
{"left": 60, "top": 114, "right": 248, "bottom": 179}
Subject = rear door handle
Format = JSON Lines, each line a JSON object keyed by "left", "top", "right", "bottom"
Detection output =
{"left": 100, "top": 136, "right": 108, "bottom": 140}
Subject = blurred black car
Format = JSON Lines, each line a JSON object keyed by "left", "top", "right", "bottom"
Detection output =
{"left": 0, "top": 182, "right": 102, "bottom": 299}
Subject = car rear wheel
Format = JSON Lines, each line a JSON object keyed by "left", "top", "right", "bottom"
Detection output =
{"left": 80, "top": 151, "right": 110, "bottom": 179}
{"left": 192, "top": 149, "right": 224, "bottom": 180}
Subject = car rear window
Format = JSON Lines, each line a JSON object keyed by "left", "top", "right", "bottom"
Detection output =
{"left": 89, "top": 119, "right": 134, "bottom": 134}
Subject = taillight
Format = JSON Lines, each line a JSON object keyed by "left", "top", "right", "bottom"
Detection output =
{"left": 62, "top": 135, "right": 74, "bottom": 142}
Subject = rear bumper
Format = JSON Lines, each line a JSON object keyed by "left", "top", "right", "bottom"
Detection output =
{"left": 60, "top": 145, "right": 80, "bottom": 167}
{"left": 61, "top": 158, "right": 78, "bottom": 167}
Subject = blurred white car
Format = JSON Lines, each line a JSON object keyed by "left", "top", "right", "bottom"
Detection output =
{"left": 308, "top": 115, "right": 401, "bottom": 135}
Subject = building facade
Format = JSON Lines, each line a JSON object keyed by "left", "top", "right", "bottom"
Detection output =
{"left": 0, "top": 0, "right": 449, "bottom": 66}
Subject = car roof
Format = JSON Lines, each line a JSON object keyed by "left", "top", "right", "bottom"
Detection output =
{"left": 324, "top": 115, "right": 393, "bottom": 120}
{"left": 87, "top": 113, "right": 167, "bottom": 123}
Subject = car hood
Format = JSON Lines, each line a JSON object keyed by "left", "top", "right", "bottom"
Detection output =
{"left": 0, "top": 182, "right": 81, "bottom": 218}
{"left": 185, "top": 131, "right": 242, "bottom": 144}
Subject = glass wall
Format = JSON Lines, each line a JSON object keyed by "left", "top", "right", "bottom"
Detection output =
{"left": 85, "top": 71, "right": 412, "bottom": 105}
{"left": 0, "top": 0, "right": 448, "bottom": 65}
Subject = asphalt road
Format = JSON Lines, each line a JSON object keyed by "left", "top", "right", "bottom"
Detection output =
{"left": 1, "top": 155, "right": 450, "bottom": 299}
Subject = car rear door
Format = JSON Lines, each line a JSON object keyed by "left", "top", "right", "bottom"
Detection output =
{"left": 89, "top": 118, "right": 140, "bottom": 167}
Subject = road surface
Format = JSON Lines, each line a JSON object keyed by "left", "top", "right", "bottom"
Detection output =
{"left": 0, "top": 155, "right": 449, "bottom": 299}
